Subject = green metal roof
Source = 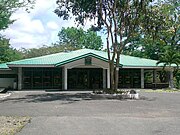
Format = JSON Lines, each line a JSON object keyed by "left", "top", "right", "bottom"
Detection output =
{"left": 6, "top": 49, "right": 108, "bottom": 66}
{"left": 120, "top": 55, "right": 162, "bottom": 67}
{"left": 0, "top": 49, "right": 164, "bottom": 69}
{"left": 0, "top": 63, "right": 9, "bottom": 69}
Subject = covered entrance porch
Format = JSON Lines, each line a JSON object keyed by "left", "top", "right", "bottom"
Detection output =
{"left": 62, "top": 56, "right": 110, "bottom": 90}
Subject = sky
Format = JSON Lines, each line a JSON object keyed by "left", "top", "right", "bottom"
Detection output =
{"left": 2, "top": 0, "right": 97, "bottom": 49}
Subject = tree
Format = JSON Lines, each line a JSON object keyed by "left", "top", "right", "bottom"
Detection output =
{"left": 174, "top": 70, "right": 180, "bottom": 89}
{"left": 0, "top": 0, "right": 34, "bottom": 63}
{"left": 55, "top": 0, "right": 153, "bottom": 90}
{"left": 19, "top": 44, "right": 75, "bottom": 59}
{"left": 0, "top": 0, "right": 35, "bottom": 30}
{"left": 0, "top": 37, "right": 22, "bottom": 63}
{"left": 58, "top": 27, "right": 103, "bottom": 50}
{"left": 124, "top": 0, "right": 179, "bottom": 57}
{"left": 157, "top": 50, "right": 180, "bottom": 89}
{"left": 123, "top": 0, "right": 180, "bottom": 88}
{"left": 123, "top": 35, "right": 167, "bottom": 60}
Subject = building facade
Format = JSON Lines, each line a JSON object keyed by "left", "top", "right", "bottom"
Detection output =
{"left": 0, "top": 49, "right": 171, "bottom": 90}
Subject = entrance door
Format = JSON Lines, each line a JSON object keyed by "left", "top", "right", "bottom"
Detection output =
{"left": 68, "top": 68, "right": 103, "bottom": 90}
{"left": 77, "top": 70, "right": 89, "bottom": 89}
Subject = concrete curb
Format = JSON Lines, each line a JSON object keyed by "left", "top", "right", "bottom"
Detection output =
{"left": 0, "top": 93, "right": 11, "bottom": 99}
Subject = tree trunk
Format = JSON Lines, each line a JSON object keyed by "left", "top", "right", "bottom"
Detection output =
{"left": 115, "top": 52, "right": 120, "bottom": 90}
{"left": 114, "top": 67, "right": 119, "bottom": 90}
{"left": 109, "top": 61, "right": 115, "bottom": 90}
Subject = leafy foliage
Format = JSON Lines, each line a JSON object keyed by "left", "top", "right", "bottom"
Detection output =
{"left": 55, "top": 0, "right": 97, "bottom": 26}
{"left": 123, "top": 0, "right": 180, "bottom": 89}
{"left": 157, "top": 50, "right": 180, "bottom": 69}
{"left": 55, "top": 0, "right": 154, "bottom": 90}
{"left": 123, "top": 0, "right": 179, "bottom": 59}
{"left": 174, "top": 70, "right": 180, "bottom": 89}
{"left": 0, "top": 37, "right": 22, "bottom": 63}
{"left": 19, "top": 27, "right": 103, "bottom": 59}
{"left": 0, "top": 0, "right": 35, "bottom": 30}
{"left": 0, "top": 0, "right": 34, "bottom": 63}
{"left": 19, "top": 44, "right": 76, "bottom": 59}
{"left": 58, "top": 27, "right": 103, "bottom": 50}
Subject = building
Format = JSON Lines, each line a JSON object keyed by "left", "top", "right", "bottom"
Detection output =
{"left": 0, "top": 49, "right": 172, "bottom": 90}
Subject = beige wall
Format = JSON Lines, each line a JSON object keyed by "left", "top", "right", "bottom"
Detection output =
{"left": 0, "top": 68, "right": 17, "bottom": 89}
{"left": 0, "top": 78, "right": 15, "bottom": 88}
{"left": 64, "top": 57, "right": 109, "bottom": 69}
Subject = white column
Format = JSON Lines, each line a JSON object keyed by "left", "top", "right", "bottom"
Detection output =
{"left": 64, "top": 67, "right": 68, "bottom": 90}
{"left": 107, "top": 68, "right": 110, "bottom": 89}
{"left": 103, "top": 69, "right": 106, "bottom": 89}
{"left": 18, "top": 67, "right": 22, "bottom": 90}
{"left": 62, "top": 68, "right": 64, "bottom": 89}
{"left": 169, "top": 69, "right": 174, "bottom": 89}
{"left": 153, "top": 70, "right": 157, "bottom": 83}
{"left": 141, "top": 69, "right": 144, "bottom": 89}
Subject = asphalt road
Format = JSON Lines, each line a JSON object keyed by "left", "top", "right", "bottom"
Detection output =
{"left": 0, "top": 91, "right": 180, "bottom": 135}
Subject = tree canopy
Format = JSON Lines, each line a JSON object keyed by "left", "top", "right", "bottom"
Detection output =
{"left": 0, "top": 0, "right": 34, "bottom": 30}
{"left": 0, "top": 0, "right": 34, "bottom": 63}
{"left": 123, "top": 0, "right": 180, "bottom": 89}
{"left": 19, "top": 44, "right": 76, "bottom": 59}
{"left": 0, "top": 36, "right": 22, "bottom": 63}
{"left": 58, "top": 27, "right": 103, "bottom": 50}
{"left": 55, "top": 0, "right": 154, "bottom": 90}
{"left": 123, "top": 0, "right": 180, "bottom": 60}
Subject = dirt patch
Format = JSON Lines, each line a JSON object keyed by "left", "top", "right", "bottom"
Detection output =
{"left": 0, "top": 116, "right": 31, "bottom": 135}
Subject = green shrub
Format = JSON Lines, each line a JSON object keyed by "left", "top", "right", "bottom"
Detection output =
{"left": 174, "top": 70, "right": 180, "bottom": 89}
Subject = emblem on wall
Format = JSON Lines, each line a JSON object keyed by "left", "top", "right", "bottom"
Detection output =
{"left": 85, "top": 57, "right": 92, "bottom": 65}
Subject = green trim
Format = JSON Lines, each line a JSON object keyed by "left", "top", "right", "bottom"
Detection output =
{"left": 55, "top": 53, "right": 122, "bottom": 67}
{"left": 55, "top": 53, "right": 108, "bottom": 67}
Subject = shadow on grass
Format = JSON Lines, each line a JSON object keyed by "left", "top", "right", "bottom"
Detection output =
{"left": 0, "top": 92, "right": 156, "bottom": 103}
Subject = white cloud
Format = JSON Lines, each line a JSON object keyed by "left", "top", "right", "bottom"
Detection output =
{"left": 4, "top": 26, "right": 51, "bottom": 48}
{"left": 31, "top": 20, "right": 45, "bottom": 34}
{"left": 0, "top": 0, "right": 56, "bottom": 49}
{"left": 47, "top": 21, "right": 59, "bottom": 30}
{"left": 0, "top": 0, "right": 95, "bottom": 49}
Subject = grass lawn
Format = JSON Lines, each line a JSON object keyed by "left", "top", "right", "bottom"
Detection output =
{"left": 142, "top": 89, "right": 180, "bottom": 93}
{"left": 0, "top": 116, "right": 30, "bottom": 135}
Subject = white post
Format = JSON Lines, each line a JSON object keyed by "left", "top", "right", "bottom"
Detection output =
{"left": 169, "top": 68, "right": 174, "bottom": 89}
{"left": 62, "top": 68, "right": 64, "bottom": 89}
{"left": 103, "top": 69, "right": 106, "bottom": 89}
{"left": 64, "top": 67, "right": 68, "bottom": 90}
{"left": 141, "top": 69, "right": 144, "bottom": 89}
{"left": 18, "top": 67, "right": 22, "bottom": 90}
{"left": 107, "top": 68, "right": 110, "bottom": 89}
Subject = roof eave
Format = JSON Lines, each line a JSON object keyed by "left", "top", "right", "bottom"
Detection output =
{"left": 0, "top": 68, "right": 11, "bottom": 70}
{"left": 7, "top": 64, "right": 55, "bottom": 68}
{"left": 122, "top": 66, "right": 166, "bottom": 69}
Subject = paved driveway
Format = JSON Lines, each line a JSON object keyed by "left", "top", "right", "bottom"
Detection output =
{"left": 0, "top": 91, "right": 180, "bottom": 135}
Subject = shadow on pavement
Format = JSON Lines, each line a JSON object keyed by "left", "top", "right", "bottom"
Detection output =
{"left": 0, "top": 92, "right": 156, "bottom": 103}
